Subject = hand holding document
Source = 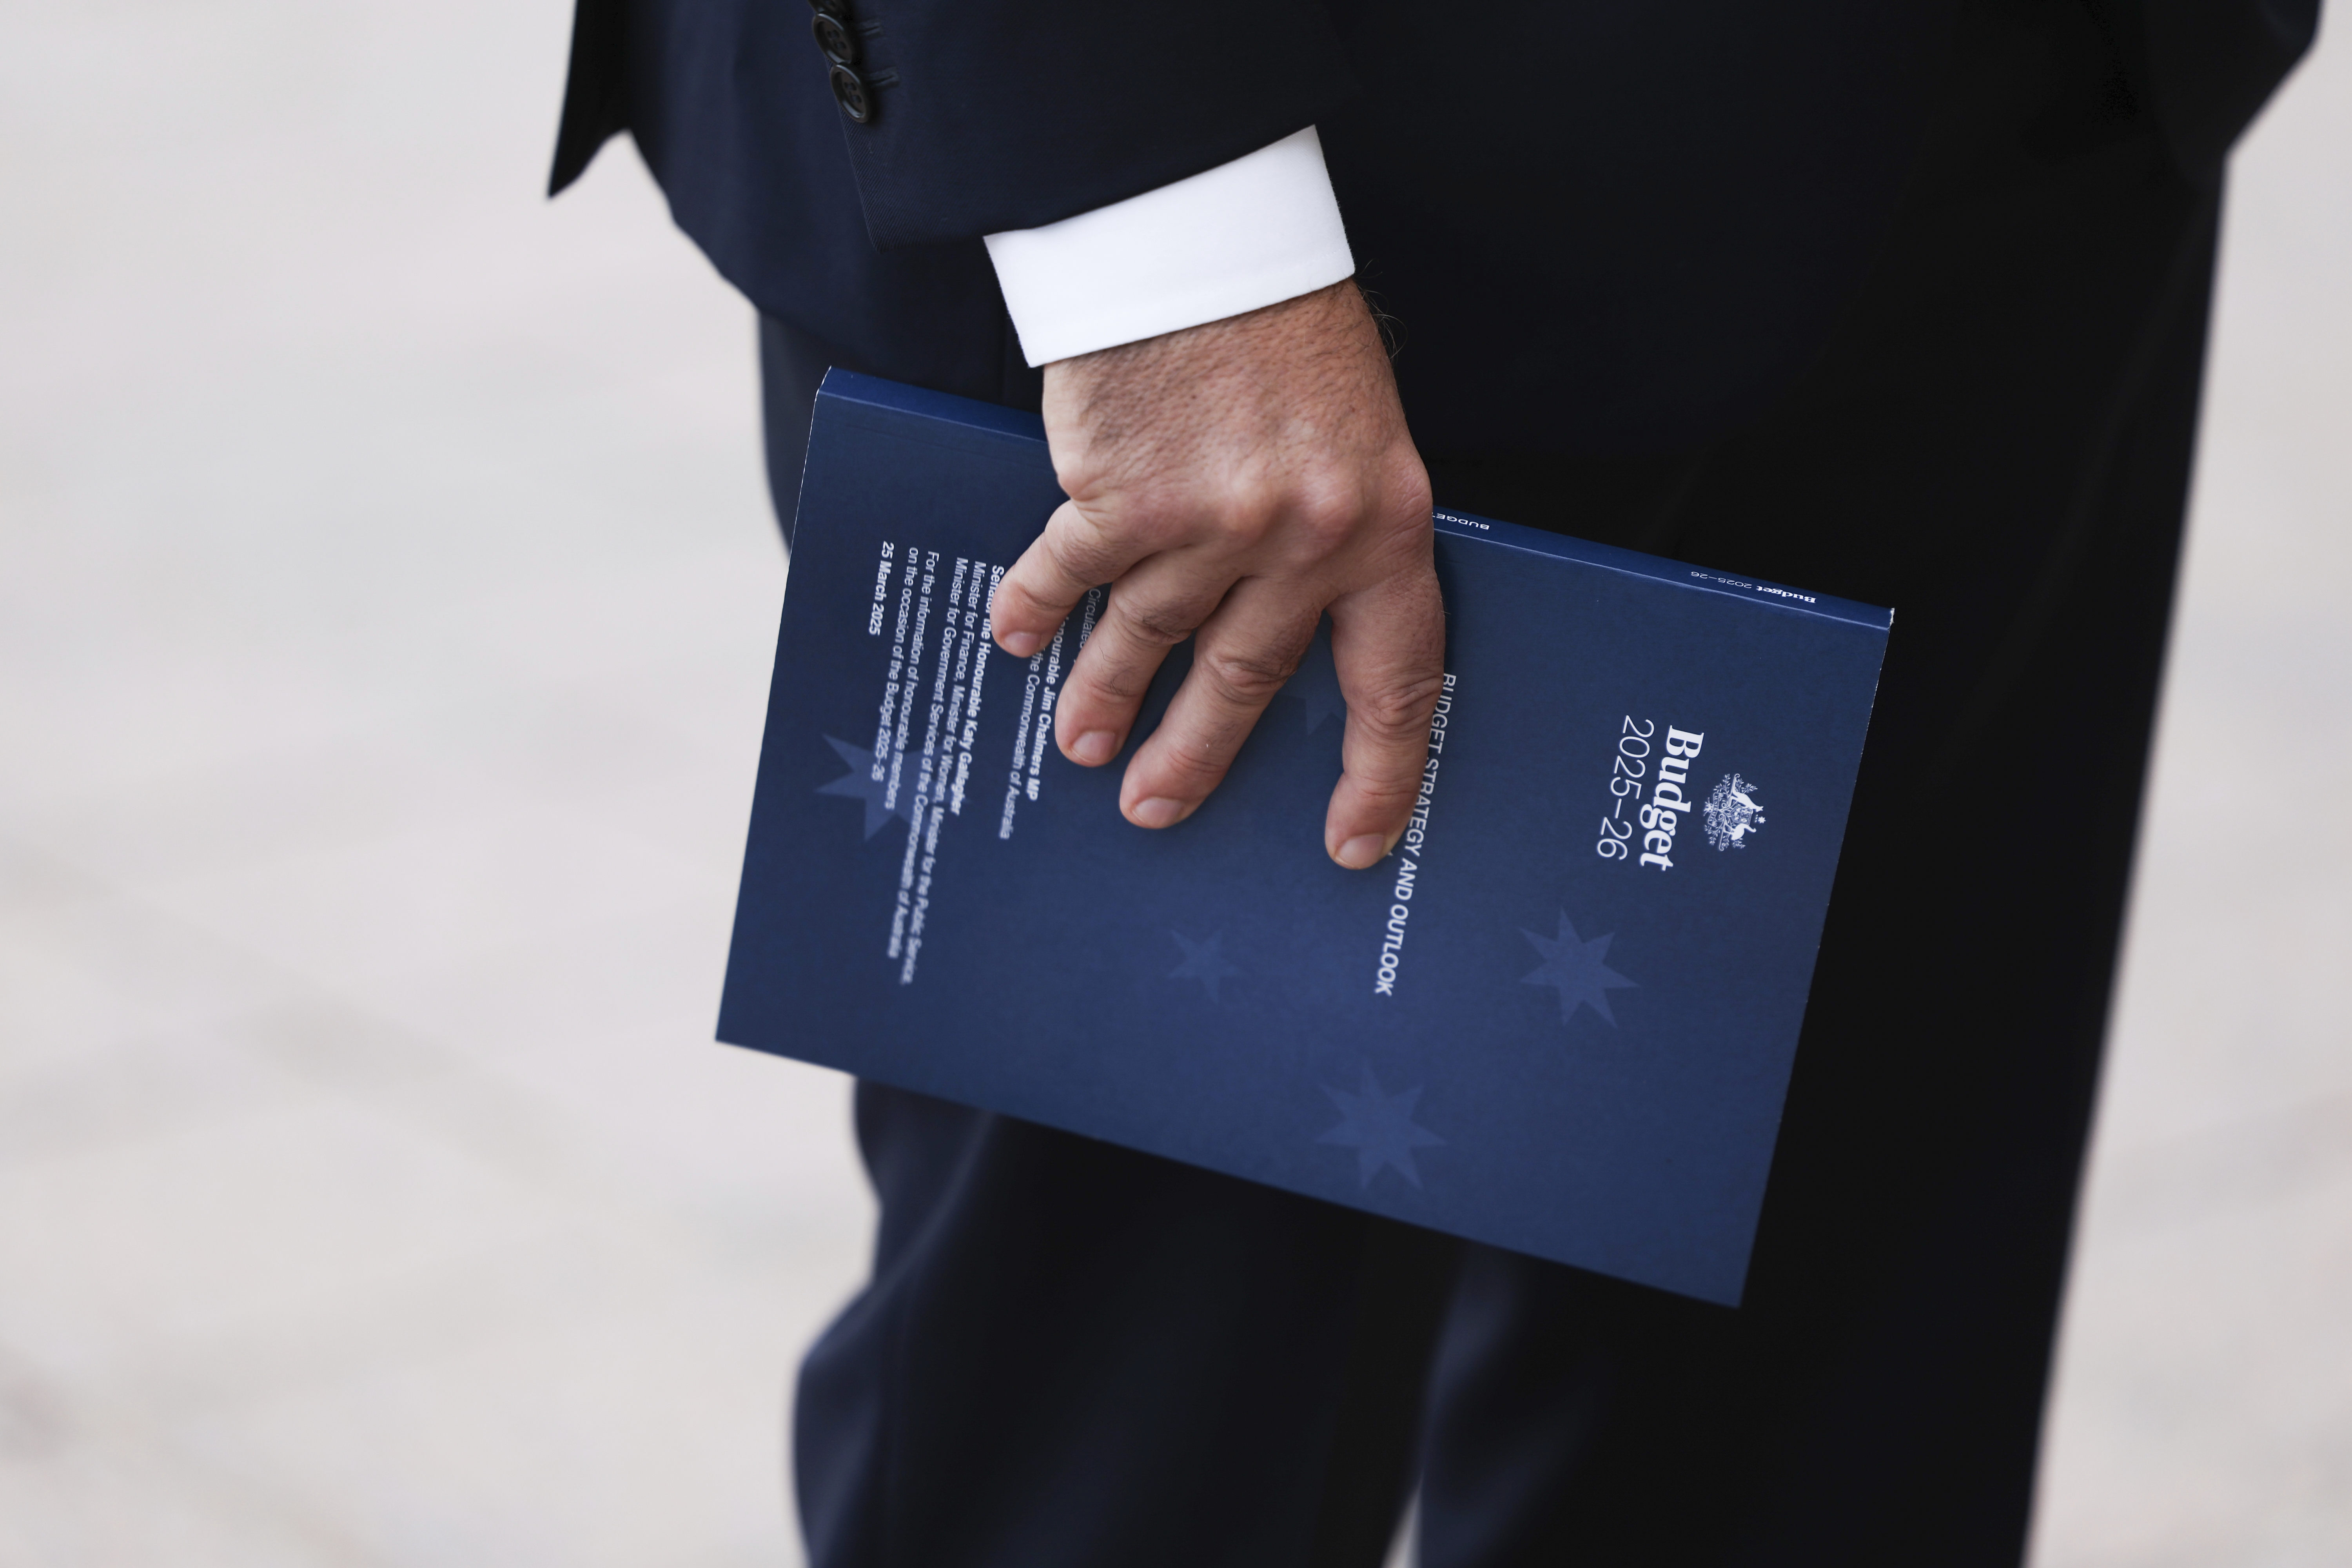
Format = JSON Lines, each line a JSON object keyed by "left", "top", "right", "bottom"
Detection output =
{"left": 721, "top": 372, "right": 1889, "bottom": 1305}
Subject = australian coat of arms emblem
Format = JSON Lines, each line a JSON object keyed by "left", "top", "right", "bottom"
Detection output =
{"left": 1702, "top": 773, "right": 1766, "bottom": 850}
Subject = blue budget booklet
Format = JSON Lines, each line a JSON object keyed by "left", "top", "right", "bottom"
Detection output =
{"left": 719, "top": 370, "right": 1890, "bottom": 1305}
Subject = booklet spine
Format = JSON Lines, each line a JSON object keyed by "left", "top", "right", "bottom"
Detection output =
{"left": 1434, "top": 510, "right": 1892, "bottom": 633}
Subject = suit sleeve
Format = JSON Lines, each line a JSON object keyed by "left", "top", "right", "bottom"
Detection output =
{"left": 823, "top": 0, "right": 1361, "bottom": 249}
{"left": 2138, "top": 0, "right": 2319, "bottom": 179}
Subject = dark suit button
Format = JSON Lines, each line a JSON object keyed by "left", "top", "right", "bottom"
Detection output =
{"left": 812, "top": 11, "right": 858, "bottom": 65}
{"left": 830, "top": 64, "right": 873, "bottom": 123}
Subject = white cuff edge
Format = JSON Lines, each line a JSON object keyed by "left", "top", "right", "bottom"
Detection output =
{"left": 1006, "top": 248, "right": 1358, "bottom": 366}
{"left": 984, "top": 127, "right": 1356, "bottom": 367}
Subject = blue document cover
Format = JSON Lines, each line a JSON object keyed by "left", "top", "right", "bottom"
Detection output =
{"left": 719, "top": 370, "right": 1891, "bottom": 1305}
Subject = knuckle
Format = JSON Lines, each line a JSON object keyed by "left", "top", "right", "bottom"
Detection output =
{"left": 1386, "top": 457, "right": 1436, "bottom": 523}
{"left": 1081, "top": 655, "right": 1154, "bottom": 704}
{"left": 1291, "top": 477, "right": 1365, "bottom": 552}
{"left": 1352, "top": 667, "right": 1448, "bottom": 745}
{"left": 1206, "top": 496, "right": 1275, "bottom": 552}
{"left": 992, "top": 573, "right": 1042, "bottom": 614}
{"left": 1153, "top": 739, "right": 1230, "bottom": 794}
{"left": 1397, "top": 476, "right": 1436, "bottom": 525}
{"left": 1083, "top": 641, "right": 1165, "bottom": 704}
{"left": 1120, "top": 599, "right": 1202, "bottom": 650}
{"left": 1041, "top": 528, "right": 1109, "bottom": 592}
{"left": 1198, "top": 643, "right": 1300, "bottom": 707}
{"left": 1097, "top": 500, "right": 1174, "bottom": 554}
{"left": 1088, "top": 664, "right": 1152, "bottom": 704}
{"left": 1051, "top": 450, "right": 1101, "bottom": 499}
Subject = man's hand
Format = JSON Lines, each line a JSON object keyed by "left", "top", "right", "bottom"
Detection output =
{"left": 989, "top": 281, "right": 1443, "bottom": 871}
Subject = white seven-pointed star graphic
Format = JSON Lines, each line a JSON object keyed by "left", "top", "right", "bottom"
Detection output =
{"left": 1167, "top": 930, "right": 1242, "bottom": 1002}
{"left": 1318, "top": 1063, "right": 1445, "bottom": 1189}
{"left": 1285, "top": 622, "right": 1346, "bottom": 733}
{"left": 815, "top": 736, "right": 909, "bottom": 838}
{"left": 1521, "top": 911, "right": 1638, "bottom": 1025}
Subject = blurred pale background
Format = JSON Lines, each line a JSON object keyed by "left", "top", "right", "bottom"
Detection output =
{"left": 0, "top": 4, "right": 2343, "bottom": 1564}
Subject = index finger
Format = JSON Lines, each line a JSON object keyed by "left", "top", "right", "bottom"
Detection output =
{"left": 991, "top": 500, "right": 1150, "bottom": 657}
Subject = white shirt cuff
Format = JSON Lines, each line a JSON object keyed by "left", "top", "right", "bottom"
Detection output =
{"left": 984, "top": 127, "right": 1356, "bottom": 367}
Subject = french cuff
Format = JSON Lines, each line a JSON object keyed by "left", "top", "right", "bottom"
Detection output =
{"left": 984, "top": 127, "right": 1356, "bottom": 367}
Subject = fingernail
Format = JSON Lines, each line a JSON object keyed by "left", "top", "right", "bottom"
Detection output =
{"left": 1000, "top": 630, "right": 1041, "bottom": 658}
{"left": 1071, "top": 730, "right": 1119, "bottom": 766}
{"left": 1335, "top": 833, "right": 1387, "bottom": 870}
{"left": 1130, "top": 797, "right": 1192, "bottom": 829}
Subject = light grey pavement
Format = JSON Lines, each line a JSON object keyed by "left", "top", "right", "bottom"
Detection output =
{"left": 0, "top": 4, "right": 2344, "bottom": 1565}
{"left": 2027, "top": 27, "right": 2352, "bottom": 1566}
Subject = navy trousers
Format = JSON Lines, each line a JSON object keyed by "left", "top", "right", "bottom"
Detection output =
{"left": 757, "top": 25, "right": 2223, "bottom": 1562}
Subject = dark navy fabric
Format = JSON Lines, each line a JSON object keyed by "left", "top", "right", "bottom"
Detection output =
{"left": 728, "top": 0, "right": 2305, "bottom": 1557}
{"left": 553, "top": 0, "right": 2314, "bottom": 1558}
{"left": 1312, "top": 0, "right": 1952, "bottom": 450}
{"left": 795, "top": 1083, "right": 1459, "bottom": 1568}
{"left": 573, "top": 0, "right": 1955, "bottom": 453}
{"left": 617, "top": 0, "right": 1027, "bottom": 423}
{"left": 2143, "top": 0, "right": 2323, "bottom": 176}
{"left": 775, "top": 115, "right": 2222, "bottom": 1568}
{"left": 554, "top": 0, "right": 2310, "bottom": 452}
{"left": 822, "top": 0, "right": 1360, "bottom": 246}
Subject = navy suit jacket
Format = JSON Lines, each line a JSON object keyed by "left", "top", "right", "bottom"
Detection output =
{"left": 550, "top": 0, "right": 2313, "bottom": 455}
